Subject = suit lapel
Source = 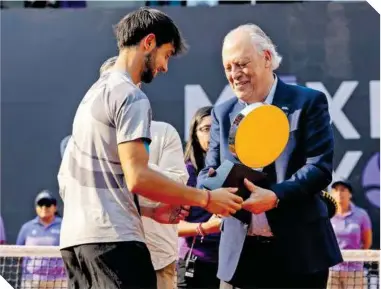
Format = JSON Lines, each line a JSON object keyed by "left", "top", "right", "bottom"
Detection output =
{"left": 271, "top": 78, "right": 292, "bottom": 117}
{"left": 228, "top": 100, "right": 246, "bottom": 125}
{"left": 226, "top": 100, "right": 246, "bottom": 164}
{"left": 264, "top": 79, "right": 295, "bottom": 224}
{"left": 265, "top": 78, "right": 293, "bottom": 183}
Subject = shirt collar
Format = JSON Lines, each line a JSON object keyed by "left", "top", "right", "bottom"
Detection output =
{"left": 346, "top": 202, "right": 356, "bottom": 216}
{"left": 103, "top": 69, "right": 137, "bottom": 86}
{"left": 239, "top": 74, "right": 278, "bottom": 106}
{"left": 32, "top": 216, "right": 40, "bottom": 224}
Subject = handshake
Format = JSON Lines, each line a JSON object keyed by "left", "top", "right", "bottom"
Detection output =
{"left": 151, "top": 164, "right": 279, "bottom": 225}
{"left": 201, "top": 167, "right": 242, "bottom": 216}
{"left": 201, "top": 166, "right": 279, "bottom": 218}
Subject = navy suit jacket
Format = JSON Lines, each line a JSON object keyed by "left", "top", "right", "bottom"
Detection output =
{"left": 197, "top": 78, "right": 343, "bottom": 281}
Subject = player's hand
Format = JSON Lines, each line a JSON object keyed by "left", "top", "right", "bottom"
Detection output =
{"left": 152, "top": 204, "right": 190, "bottom": 224}
{"left": 202, "top": 214, "right": 222, "bottom": 235}
{"left": 205, "top": 188, "right": 242, "bottom": 216}
{"left": 242, "top": 178, "right": 278, "bottom": 214}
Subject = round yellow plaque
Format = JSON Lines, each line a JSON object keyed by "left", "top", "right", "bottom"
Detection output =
{"left": 229, "top": 103, "right": 289, "bottom": 168}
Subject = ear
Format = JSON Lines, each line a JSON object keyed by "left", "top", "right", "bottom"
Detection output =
{"left": 263, "top": 50, "right": 272, "bottom": 68}
{"left": 142, "top": 33, "right": 157, "bottom": 52}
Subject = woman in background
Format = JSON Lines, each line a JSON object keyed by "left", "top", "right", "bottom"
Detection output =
{"left": 16, "top": 190, "right": 66, "bottom": 289}
{"left": 328, "top": 180, "right": 372, "bottom": 289}
{"left": 177, "top": 106, "right": 222, "bottom": 289}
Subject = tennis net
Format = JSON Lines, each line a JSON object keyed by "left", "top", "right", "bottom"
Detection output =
{"left": 0, "top": 246, "right": 379, "bottom": 289}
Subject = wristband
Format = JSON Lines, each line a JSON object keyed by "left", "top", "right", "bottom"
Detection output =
{"left": 203, "top": 189, "right": 211, "bottom": 209}
{"left": 143, "top": 140, "right": 150, "bottom": 153}
{"left": 196, "top": 223, "right": 206, "bottom": 243}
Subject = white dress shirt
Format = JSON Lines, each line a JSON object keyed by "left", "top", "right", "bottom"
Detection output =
{"left": 245, "top": 76, "right": 278, "bottom": 237}
{"left": 139, "top": 121, "right": 189, "bottom": 270}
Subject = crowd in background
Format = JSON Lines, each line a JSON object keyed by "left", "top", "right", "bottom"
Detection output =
{"left": 0, "top": 2, "right": 376, "bottom": 289}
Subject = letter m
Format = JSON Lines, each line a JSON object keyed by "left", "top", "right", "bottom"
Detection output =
{"left": 184, "top": 85, "right": 234, "bottom": 141}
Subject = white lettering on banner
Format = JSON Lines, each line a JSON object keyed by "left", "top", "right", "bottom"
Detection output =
{"left": 306, "top": 81, "right": 360, "bottom": 139}
{"left": 370, "top": 80, "right": 380, "bottom": 139}
{"left": 183, "top": 80, "right": 379, "bottom": 183}
{"left": 185, "top": 81, "right": 380, "bottom": 141}
{"left": 184, "top": 85, "right": 233, "bottom": 140}
{"left": 332, "top": 151, "right": 363, "bottom": 184}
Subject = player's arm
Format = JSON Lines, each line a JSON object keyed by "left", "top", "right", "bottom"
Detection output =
{"left": 119, "top": 140, "right": 242, "bottom": 215}
{"left": 269, "top": 92, "right": 334, "bottom": 205}
{"left": 114, "top": 90, "right": 241, "bottom": 216}
{"left": 120, "top": 141, "right": 205, "bottom": 205}
{"left": 178, "top": 214, "right": 221, "bottom": 237}
{"left": 138, "top": 124, "right": 191, "bottom": 221}
{"left": 150, "top": 124, "right": 189, "bottom": 185}
{"left": 138, "top": 124, "right": 188, "bottom": 210}
{"left": 113, "top": 90, "right": 198, "bottom": 205}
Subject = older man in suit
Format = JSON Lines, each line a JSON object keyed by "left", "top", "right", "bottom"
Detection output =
{"left": 198, "top": 24, "right": 343, "bottom": 289}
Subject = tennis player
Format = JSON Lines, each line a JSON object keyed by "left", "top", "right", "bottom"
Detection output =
{"left": 100, "top": 56, "right": 187, "bottom": 289}
{"left": 58, "top": 8, "right": 242, "bottom": 289}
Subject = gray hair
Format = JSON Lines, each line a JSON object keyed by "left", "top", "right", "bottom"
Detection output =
{"left": 99, "top": 56, "right": 117, "bottom": 75}
{"left": 224, "top": 24, "right": 282, "bottom": 70}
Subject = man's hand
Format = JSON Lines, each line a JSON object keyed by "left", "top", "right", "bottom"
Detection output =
{"left": 205, "top": 188, "right": 242, "bottom": 216}
{"left": 242, "top": 178, "right": 278, "bottom": 214}
{"left": 151, "top": 204, "right": 190, "bottom": 224}
{"left": 202, "top": 167, "right": 242, "bottom": 216}
{"left": 202, "top": 214, "right": 222, "bottom": 235}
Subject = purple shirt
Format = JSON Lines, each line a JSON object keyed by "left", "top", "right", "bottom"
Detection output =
{"left": 16, "top": 217, "right": 66, "bottom": 280}
{"left": 331, "top": 203, "right": 372, "bottom": 271}
{"left": 0, "top": 216, "right": 6, "bottom": 244}
{"left": 178, "top": 161, "right": 219, "bottom": 263}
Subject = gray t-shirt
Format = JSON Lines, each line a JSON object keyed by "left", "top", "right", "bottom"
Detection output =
{"left": 58, "top": 71, "right": 151, "bottom": 249}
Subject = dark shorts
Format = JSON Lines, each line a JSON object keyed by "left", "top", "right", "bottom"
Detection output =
{"left": 61, "top": 241, "right": 157, "bottom": 289}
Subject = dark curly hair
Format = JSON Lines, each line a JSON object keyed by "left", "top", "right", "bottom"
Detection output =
{"left": 114, "top": 7, "right": 187, "bottom": 56}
